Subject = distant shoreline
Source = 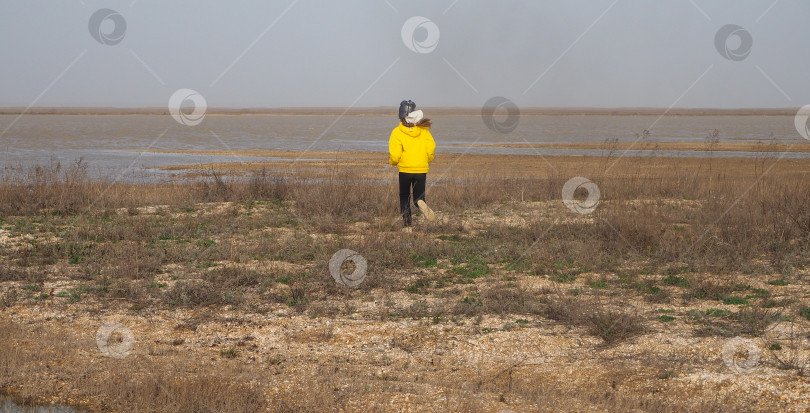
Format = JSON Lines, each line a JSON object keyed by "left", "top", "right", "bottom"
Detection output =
{"left": 0, "top": 107, "right": 800, "bottom": 116}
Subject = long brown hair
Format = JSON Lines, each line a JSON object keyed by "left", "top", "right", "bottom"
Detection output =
{"left": 400, "top": 117, "right": 432, "bottom": 129}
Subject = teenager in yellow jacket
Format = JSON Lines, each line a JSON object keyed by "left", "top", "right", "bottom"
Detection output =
{"left": 389, "top": 100, "right": 436, "bottom": 228}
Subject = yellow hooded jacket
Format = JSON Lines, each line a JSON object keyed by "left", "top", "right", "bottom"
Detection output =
{"left": 388, "top": 124, "right": 436, "bottom": 173}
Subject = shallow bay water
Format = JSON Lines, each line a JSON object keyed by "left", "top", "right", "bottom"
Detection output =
{"left": 0, "top": 114, "right": 805, "bottom": 180}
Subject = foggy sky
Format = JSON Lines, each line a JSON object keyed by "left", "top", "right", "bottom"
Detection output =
{"left": 1, "top": 0, "right": 808, "bottom": 109}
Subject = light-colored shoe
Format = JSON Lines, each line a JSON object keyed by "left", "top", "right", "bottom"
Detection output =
{"left": 417, "top": 200, "right": 436, "bottom": 222}
{"left": 401, "top": 226, "right": 413, "bottom": 233}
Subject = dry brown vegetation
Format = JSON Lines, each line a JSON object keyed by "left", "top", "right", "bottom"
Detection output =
{"left": 1, "top": 151, "right": 810, "bottom": 411}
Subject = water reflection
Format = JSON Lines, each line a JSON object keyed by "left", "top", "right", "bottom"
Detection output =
{"left": 0, "top": 398, "right": 83, "bottom": 413}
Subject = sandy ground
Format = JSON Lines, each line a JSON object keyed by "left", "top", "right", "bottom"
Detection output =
{"left": 2, "top": 198, "right": 810, "bottom": 412}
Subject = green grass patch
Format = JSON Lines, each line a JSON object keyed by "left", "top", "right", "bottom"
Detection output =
{"left": 55, "top": 289, "right": 82, "bottom": 303}
{"left": 588, "top": 280, "right": 608, "bottom": 289}
{"left": 731, "top": 283, "right": 751, "bottom": 292}
{"left": 406, "top": 280, "right": 431, "bottom": 294}
{"left": 412, "top": 254, "right": 438, "bottom": 268}
{"left": 287, "top": 297, "right": 308, "bottom": 307}
{"left": 630, "top": 282, "right": 659, "bottom": 295}
{"left": 551, "top": 273, "right": 578, "bottom": 283}
{"left": 722, "top": 296, "right": 749, "bottom": 305}
{"left": 745, "top": 288, "right": 770, "bottom": 299}
{"left": 460, "top": 296, "right": 482, "bottom": 306}
{"left": 662, "top": 275, "right": 689, "bottom": 287}
{"left": 658, "top": 315, "right": 675, "bottom": 322}
{"left": 451, "top": 258, "right": 491, "bottom": 280}
{"left": 705, "top": 308, "right": 731, "bottom": 317}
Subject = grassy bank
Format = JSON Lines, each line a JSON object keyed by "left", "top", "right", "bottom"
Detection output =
{"left": 1, "top": 153, "right": 810, "bottom": 411}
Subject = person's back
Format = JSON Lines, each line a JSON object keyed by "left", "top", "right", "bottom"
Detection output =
{"left": 388, "top": 122, "right": 434, "bottom": 174}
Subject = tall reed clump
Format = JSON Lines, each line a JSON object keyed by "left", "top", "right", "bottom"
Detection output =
{"left": 0, "top": 159, "right": 97, "bottom": 215}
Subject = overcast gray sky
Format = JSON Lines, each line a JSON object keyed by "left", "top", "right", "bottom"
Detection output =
{"left": 1, "top": 0, "right": 808, "bottom": 109}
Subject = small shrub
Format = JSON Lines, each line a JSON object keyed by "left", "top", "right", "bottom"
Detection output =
{"left": 732, "top": 283, "right": 751, "bottom": 291}
{"left": 706, "top": 308, "right": 731, "bottom": 317}
{"left": 453, "top": 296, "right": 483, "bottom": 316}
{"left": 481, "top": 284, "right": 540, "bottom": 315}
{"left": 204, "top": 266, "right": 263, "bottom": 288}
{"left": 586, "top": 308, "right": 645, "bottom": 345}
{"left": 164, "top": 281, "right": 225, "bottom": 308}
{"left": 220, "top": 348, "right": 238, "bottom": 359}
{"left": 645, "top": 287, "right": 671, "bottom": 304}
{"left": 551, "top": 273, "right": 578, "bottom": 283}
{"left": 763, "top": 298, "right": 795, "bottom": 308}
{"left": 658, "top": 370, "right": 677, "bottom": 379}
{"left": 799, "top": 307, "right": 810, "bottom": 321}
{"left": 693, "top": 325, "right": 732, "bottom": 337}
{"left": 734, "top": 307, "right": 776, "bottom": 336}
{"left": 688, "top": 281, "right": 732, "bottom": 301}
{"left": 543, "top": 296, "right": 645, "bottom": 345}
{"left": 403, "top": 301, "right": 431, "bottom": 319}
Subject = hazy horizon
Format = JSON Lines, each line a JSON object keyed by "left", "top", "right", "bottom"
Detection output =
{"left": 0, "top": 105, "right": 805, "bottom": 111}
{"left": 2, "top": 1, "right": 809, "bottom": 110}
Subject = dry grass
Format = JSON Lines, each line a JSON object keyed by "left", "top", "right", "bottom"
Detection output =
{"left": 0, "top": 319, "right": 754, "bottom": 413}
{"left": 1, "top": 151, "right": 810, "bottom": 411}
{"left": 0, "top": 321, "right": 265, "bottom": 412}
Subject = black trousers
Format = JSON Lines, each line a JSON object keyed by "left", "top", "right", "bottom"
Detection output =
{"left": 398, "top": 172, "right": 426, "bottom": 226}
